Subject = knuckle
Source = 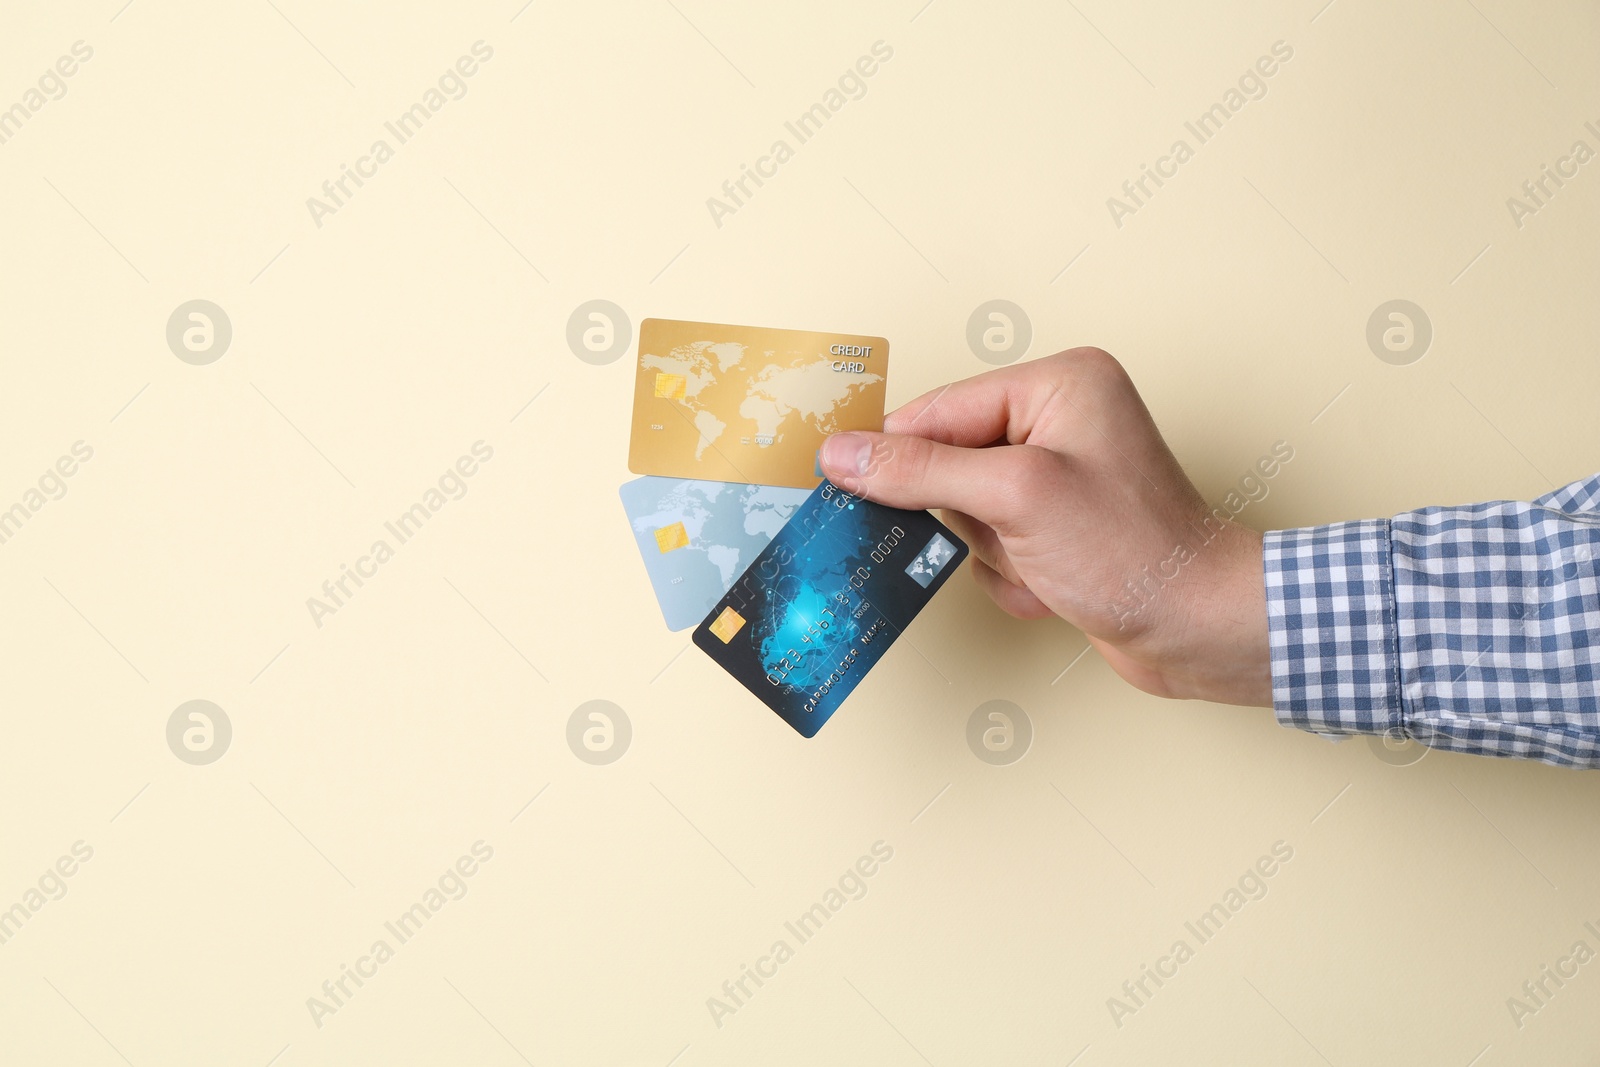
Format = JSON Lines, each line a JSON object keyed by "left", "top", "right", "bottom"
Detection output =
{"left": 876, "top": 434, "right": 907, "bottom": 475}
{"left": 1070, "top": 346, "right": 1129, "bottom": 383}
{"left": 1044, "top": 346, "right": 1129, "bottom": 389}
{"left": 858, "top": 434, "right": 919, "bottom": 495}
{"left": 893, "top": 434, "right": 934, "bottom": 489}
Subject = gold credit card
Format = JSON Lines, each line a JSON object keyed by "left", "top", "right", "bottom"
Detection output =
{"left": 628, "top": 318, "right": 888, "bottom": 489}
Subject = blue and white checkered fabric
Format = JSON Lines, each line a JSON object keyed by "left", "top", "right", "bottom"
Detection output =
{"left": 1264, "top": 472, "right": 1600, "bottom": 768}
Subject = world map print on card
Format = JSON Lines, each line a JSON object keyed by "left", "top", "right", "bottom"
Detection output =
{"left": 620, "top": 476, "right": 811, "bottom": 630}
{"left": 627, "top": 319, "right": 889, "bottom": 489}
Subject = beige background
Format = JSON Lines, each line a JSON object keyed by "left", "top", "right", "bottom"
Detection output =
{"left": 2, "top": 1, "right": 1598, "bottom": 1064}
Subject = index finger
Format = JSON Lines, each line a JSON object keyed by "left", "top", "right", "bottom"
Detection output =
{"left": 883, "top": 351, "right": 1078, "bottom": 446}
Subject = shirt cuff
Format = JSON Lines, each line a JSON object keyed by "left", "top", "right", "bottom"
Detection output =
{"left": 1263, "top": 519, "right": 1404, "bottom": 738}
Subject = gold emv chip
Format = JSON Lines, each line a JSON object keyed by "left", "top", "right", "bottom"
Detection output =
{"left": 654, "top": 372, "right": 687, "bottom": 400}
{"left": 709, "top": 606, "right": 745, "bottom": 643}
{"left": 653, "top": 521, "right": 689, "bottom": 553}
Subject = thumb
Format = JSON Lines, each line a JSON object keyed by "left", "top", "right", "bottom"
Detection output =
{"left": 819, "top": 430, "right": 1014, "bottom": 520}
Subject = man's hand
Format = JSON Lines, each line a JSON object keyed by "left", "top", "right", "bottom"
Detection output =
{"left": 819, "top": 348, "right": 1271, "bottom": 707}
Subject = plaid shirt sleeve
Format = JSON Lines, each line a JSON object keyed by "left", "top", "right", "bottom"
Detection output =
{"left": 1263, "top": 472, "right": 1600, "bottom": 768}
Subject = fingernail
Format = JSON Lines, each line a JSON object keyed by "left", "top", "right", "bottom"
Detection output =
{"left": 823, "top": 432, "right": 871, "bottom": 476}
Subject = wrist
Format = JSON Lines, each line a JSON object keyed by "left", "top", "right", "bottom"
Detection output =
{"left": 1164, "top": 520, "right": 1272, "bottom": 706}
{"left": 1090, "top": 519, "right": 1272, "bottom": 707}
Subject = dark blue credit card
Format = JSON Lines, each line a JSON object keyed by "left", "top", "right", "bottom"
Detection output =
{"left": 691, "top": 479, "right": 968, "bottom": 736}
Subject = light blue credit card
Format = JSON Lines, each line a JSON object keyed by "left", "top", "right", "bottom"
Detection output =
{"left": 620, "top": 476, "right": 811, "bottom": 630}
